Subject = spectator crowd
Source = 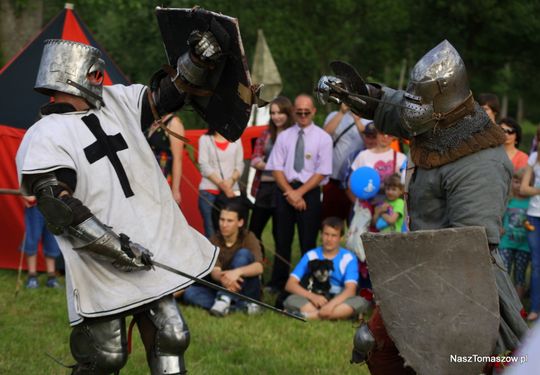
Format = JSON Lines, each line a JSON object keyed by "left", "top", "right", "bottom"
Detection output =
{"left": 22, "top": 91, "right": 539, "bottom": 328}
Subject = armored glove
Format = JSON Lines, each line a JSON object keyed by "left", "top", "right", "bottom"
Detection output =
{"left": 315, "top": 61, "right": 382, "bottom": 119}
{"left": 188, "top": 30, "right": 222, "bottom": 63}
{"left": 114, "top": 233, "right": 154, "bottom": 272}
{"left": 175, "top": 30, "right": 222, "bottom": 88}
{"left": 69, "top": 216, "right": 154, "bottom": 272}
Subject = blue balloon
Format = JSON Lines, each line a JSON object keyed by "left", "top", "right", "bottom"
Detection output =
{"left": 350, "top": 167, "right": 380, "bottom": 200}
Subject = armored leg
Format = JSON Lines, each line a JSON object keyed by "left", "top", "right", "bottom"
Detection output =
{"left": 365, "top": 306, "right": 416, "bottom": 375}
{"left": 137, "top": 295, "right": 190, "bottom": 375}
{"left": 70, "top": 317, "right": 127, "bottom": 375}
{"left": 351, "top": 322, "right": 375, "bottom": 364}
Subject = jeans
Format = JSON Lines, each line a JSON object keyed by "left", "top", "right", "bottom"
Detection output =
{"left": 183, "top": 248, "right": 261, "bottom": 310}
{"left": 527, "top": 215, "right": 540, "bottom": 312}
{"left": 198, "top": 190, "right": 217, "bottom": 238}
{"left": 22, "top": 206, "right": 61, "bottom": 257}
{"left": 499, "top": 248, "right": 531, "bottom": 287}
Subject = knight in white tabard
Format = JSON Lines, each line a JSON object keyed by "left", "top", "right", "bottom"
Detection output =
{"left": 16, "top": 8, "right": 252, "bottom": 374}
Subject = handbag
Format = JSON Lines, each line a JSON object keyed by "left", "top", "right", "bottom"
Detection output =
{"left": 345, "top": 201, "right": 372, "bottom": 262}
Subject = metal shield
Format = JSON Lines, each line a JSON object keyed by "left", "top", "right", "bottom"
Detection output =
{"left": 155, "top": 7, "right": 253, "bottom": 141}
{"left": 362, "top": 227, "right": 500, "bottom": 375}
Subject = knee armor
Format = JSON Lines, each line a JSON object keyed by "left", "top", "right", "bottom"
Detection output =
{"left": 70, "top": 318, "right": 127, "bottom": 375}
{"left": 146, "top": 296, "right": 190, "bottom": 375}
{"left": 351, "top": 322, "right": 375, "bottom": 364}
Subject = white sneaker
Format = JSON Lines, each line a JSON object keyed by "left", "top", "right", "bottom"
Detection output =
{"left": 210, "top": 297, "right": 231, "bottom": 317}
{"left": 246, "top": 302, "right": 262, "bottom": 315}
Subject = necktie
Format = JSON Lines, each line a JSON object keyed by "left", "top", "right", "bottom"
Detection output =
{"left": 294, "top": 129, "right": 304, "bottom": 172}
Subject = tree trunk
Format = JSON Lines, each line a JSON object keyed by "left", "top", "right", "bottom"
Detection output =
{"left": 398, "top": 58, "right": 407, "bottom": 91}
{"left": 0, "top": 0, "right": 43, "bottom": 65}
{"left": 383, "top": 65, "right": 390, "bottom": 87}
{"left": 501, "top": 94, "right": 508, "bottom": 119}
{"left": 517, "top": 95, "right": 524, "bottom": 123}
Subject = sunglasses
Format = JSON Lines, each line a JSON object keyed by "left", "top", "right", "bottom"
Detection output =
{"left": 502, "top": 128, "right": 516, "bottom": 135}
{"left": 295, "top": 111, "right": 312, "bottom": 117}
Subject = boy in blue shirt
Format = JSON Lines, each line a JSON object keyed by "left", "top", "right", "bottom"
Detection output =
{"left": 284, "top": 217, "right": 370, "bottom": 320}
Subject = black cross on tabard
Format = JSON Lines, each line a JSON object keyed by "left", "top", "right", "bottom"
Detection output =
{"left": 82, "top": 114, "right": 134, "bottom": 197}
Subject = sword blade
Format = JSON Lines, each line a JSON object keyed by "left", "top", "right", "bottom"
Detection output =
{"left": 152, "top": 260, "right": 306, "bottom": 322}
{"left": 0, "top": 188, "right": 22, "bottom": 195}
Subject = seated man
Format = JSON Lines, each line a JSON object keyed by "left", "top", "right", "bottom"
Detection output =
{"left": 284, "top": 217, "right": 370, "bottom": 320}
{"left": 183, "top": 201, "right": 263, "bottom": 316}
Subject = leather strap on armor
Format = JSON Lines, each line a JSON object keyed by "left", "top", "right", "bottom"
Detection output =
{"left": 145, "top": 87, "right": 190, "bottom": 143}
{"left": 419, "top": 92, "right": 475, "bottom": 132}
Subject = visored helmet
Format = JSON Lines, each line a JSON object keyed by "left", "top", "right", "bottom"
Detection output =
{"left": 401, "top": 40, "right": 473, "bottom": 136}
{"left": 35, "top": 39, "right": 105, "bottom": 108}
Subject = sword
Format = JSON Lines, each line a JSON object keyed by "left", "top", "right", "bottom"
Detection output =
{"left": 0, "top": 188, "right": 22, "bottom": 195}
{"left": 315, "top": 73, "right": 415, "bottom": 114}
{"left": 152, "top": 260, "right": 306, "bottom": 322}
{"left": 319, "top": 80, "right": 413, "bottom": 111}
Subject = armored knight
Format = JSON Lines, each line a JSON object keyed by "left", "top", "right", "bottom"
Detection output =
{"left": 318, "top": 40, "right": 528, "bottom": 374}
{"left": 16, "top": 8, "right": 253, "bottom": 375}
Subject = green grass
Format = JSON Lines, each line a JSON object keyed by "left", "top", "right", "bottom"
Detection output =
{"left": 0, "top": 266, "right": 369, "bottom": 374}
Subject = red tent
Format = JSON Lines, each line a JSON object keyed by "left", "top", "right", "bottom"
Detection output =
{"left": 0, "top": 5, "right": 266, "bottom": 271}
{"left": 0, "top": 5, "right": 129, "bottom": 271}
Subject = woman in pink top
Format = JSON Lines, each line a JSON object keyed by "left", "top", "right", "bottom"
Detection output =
{"left": 499, "top": 117, "right": 528, "bottom": 171}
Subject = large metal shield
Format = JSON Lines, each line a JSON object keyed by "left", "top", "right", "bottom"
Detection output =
{"left": 362, "top": 227, "right": 500, "bottom": 375}
{"left": 155, "top": 7, "right": 252, "bottom": 141}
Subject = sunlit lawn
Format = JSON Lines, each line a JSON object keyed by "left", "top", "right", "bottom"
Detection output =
{"left": 0, "top": 223, "right": 370, "bottom": 374}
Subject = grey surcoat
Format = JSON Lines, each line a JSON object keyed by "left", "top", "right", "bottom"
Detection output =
{"left": 374, "top": 88, "right": 512, "bottom": 245}
{"left": 372, "top": 87, "right": 527, "bottom": 352}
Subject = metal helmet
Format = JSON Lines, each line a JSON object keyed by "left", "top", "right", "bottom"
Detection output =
{"left": 35, "top": 39, "right": 105, "bottom": 108}
{"left": 401, "top": 40, "right": 472, "bottom": 136}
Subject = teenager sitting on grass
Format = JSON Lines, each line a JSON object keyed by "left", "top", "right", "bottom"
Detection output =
{"left": 283, "top": 217, "right": 371, "bottom": 320}
{"left": 183, "top": 201, "right": 263, "bottom": 316}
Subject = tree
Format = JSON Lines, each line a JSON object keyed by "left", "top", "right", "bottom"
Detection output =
{"left": 0, "top": 0, "right": 43, "bottom": 66}
{"left": 4, "top": 0, "right": 539, "bottom": 124}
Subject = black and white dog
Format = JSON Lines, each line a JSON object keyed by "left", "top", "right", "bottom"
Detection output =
{"left": 301, "top": 259, "right": 334, "bottom": 300}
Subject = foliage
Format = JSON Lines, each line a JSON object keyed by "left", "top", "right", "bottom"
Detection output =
{"left": 0, "top": 268, "right": 370, "bottom": 374}
{"left": 30, "top": 0, "right": 540, "bottom": 124}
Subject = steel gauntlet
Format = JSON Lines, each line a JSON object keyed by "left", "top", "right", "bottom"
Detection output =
{"left": 315, "top": 61, "right": 382, "bottom": 119}
{"left": 27, "top": 172, "right": 153, "bottom": 272}
{"left": 69, "top": 216, "right": 153, "bottom": 272}
{"left": 174, "top": 30, "right": 222, "bottom": 88}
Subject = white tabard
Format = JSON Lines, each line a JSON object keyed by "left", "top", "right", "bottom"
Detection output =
{"left": 16, "top": 84, "right": 218, "bottom": 325}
